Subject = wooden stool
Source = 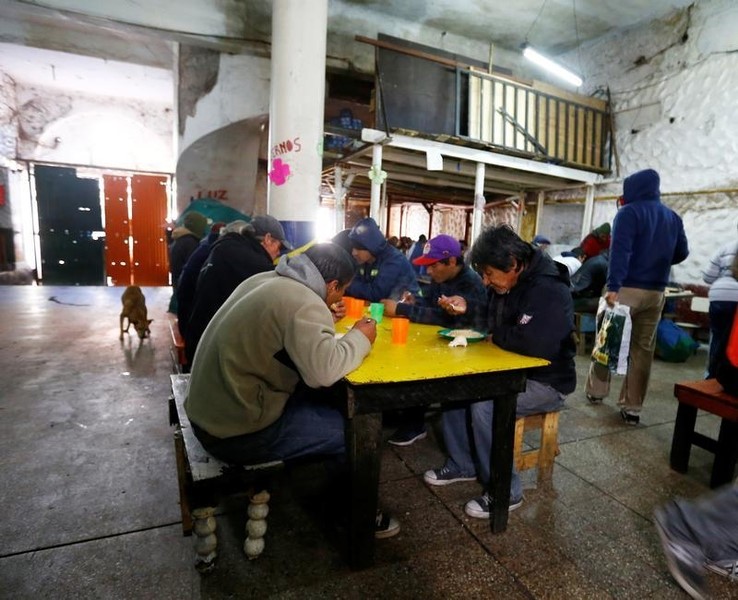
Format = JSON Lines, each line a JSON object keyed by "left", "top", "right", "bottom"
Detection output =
{"left": 514, "top": 411, "right": 560, "bottom": 482}
{"left": 670, "top": 379, "right": 738, "bottom": 488}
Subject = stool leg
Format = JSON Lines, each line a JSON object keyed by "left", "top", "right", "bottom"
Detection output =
{"left": 192, "top": 507, "right": 217, "bottom": 572}
{"left": 670, "top": 403, "right": 697, "bottom": 473}
{"left": 244, "top": 490, "right": 270, "bottom": 559}
{"left": 710, "top": 419, "right": 738, "bottom": 489}
{"left": 537, "top": 412, "right": 559, "bottom": 483}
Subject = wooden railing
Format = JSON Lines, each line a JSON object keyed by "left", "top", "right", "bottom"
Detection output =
{"left": 461, "top": 67, "right": 611, "bottom": 172}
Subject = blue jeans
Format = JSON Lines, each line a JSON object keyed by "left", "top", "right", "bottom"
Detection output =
{"left": 192, "top": 386, "right": 346, "bottom": 465}
{"left": 440, "top": 379, "right": 565, "bottom": 500}
{"left": 659, "top": 481, "right": 738, "bottom": 563}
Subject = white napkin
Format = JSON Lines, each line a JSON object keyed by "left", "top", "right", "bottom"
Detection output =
{"left": 448, "top": 336, "right": 468, "bottom": 347}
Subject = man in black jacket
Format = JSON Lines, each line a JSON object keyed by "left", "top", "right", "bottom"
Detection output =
{"left": 423, "top": 225, "right": 576, "bottom": 518}
{"left": 185, "top": 215, "right": 292, "bottom": 365}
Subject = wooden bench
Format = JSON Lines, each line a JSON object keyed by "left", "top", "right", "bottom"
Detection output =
{"left": 169, "top": 374, "right": 283, "bottom": 571}
{"left": 167, "top": 316, "right": 187, "bottom": 373}
{"left": 670, "top": 378, "right": 738, "bottom": 488}
{"left": 514, "top": 411, "right": 560, "bottom": 482}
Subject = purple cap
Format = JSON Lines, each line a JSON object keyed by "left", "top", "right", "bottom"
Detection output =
{"left": 412, "top": 234, "right": 462, "bottom": 266}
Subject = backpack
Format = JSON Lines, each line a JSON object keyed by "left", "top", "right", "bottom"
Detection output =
{"left": 655, "top": 319, "right": 699, "bottom": 363}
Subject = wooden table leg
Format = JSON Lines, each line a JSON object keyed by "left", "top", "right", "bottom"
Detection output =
{"left": 346, "top": 409, "right": 383, "bottom": 569}
{"left": 670, "top": 402, "right": 697, "bottom": 473}
{"left": 489, "top": 393, "right": 517, "bottom": 534}
{"left": 711, "top": 418, "right": 738, "bottom": 488}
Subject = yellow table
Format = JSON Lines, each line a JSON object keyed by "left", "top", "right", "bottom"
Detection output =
{"left": 336, "top": 318, "right": 549, "bottom": 569}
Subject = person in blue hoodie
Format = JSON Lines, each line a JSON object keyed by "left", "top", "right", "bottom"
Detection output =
{"left": 585, "top": 168, "right": 689, "bottom": 425}
{"left": 423, "top": 225, "right": 576, "bottom": 518}
{"left": 345, "top": 217, "right": 419, "bottom": 302}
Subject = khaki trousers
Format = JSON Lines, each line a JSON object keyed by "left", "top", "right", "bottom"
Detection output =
{"left": 586, "top": 287, "right": 665, "bottom": 412}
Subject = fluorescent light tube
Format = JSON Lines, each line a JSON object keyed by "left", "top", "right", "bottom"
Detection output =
{"left": 523, "top": 44, "right": 582, "bottom": 87}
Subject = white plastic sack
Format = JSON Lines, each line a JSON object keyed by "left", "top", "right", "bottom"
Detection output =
{"left": 591, "top": 301, "right": 632, "bottom": 375}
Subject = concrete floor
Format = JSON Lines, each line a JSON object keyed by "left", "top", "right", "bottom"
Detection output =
{"left": 0, "top": 285, "right": 735, "bottom": 599}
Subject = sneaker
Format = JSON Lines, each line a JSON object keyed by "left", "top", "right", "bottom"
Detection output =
{"left": 706, "top": 559, "right": 738, "bottom": 582}
{"left": 620, "top": 409, "right": 640, "bottom": 425}
{"left": 374, "top": 510, "right": 400, "bottom": 539}
{"left": 423, "top": 464, "right": 476, "bottom": 487}
{"left": 464, "top": 491, "right": 523, "bottom": 519}
{"left": 654, "top": 507, "right": 708, "bottom": 599}
{"left": 586, "top": 393, "right": 603, "bottom": 405}
{"left": 388, "top": 427, "right": 427, "bottom": 446}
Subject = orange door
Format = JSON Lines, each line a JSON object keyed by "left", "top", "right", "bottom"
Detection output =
{"left": 103, "top": 173, "right": 170, "bottom": 286}
{"left": 130, "top": 175, "right": 169, "bottom": 286}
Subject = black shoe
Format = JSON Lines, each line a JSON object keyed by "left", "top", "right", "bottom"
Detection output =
{"left": 387, "top": 427, "right": 427, "bottom": 446}
{"left": 620, "top": 409, "right": 640, "bottom": 425}
{"left": 586, "top": 393, "right": 603, "bottom": 405}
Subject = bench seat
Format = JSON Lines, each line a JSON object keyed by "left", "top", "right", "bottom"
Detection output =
{"left": 169, "top": 374, "right": 283, "bottom": 570}
{"left": 670, "top": 378, "right": 738, "bottom": 488}
{"left": 167, "top": 316, "right": 187, "bottom": 373}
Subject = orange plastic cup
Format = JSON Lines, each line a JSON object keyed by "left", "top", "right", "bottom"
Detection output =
{"left": 391, "top": 317, "right": 410, "bottom": 344}
{"left": 345, "top": 297, "right": 364, "bottom": 318}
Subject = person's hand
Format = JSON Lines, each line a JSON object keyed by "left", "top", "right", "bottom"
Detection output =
{"left": 438, "top": 295, "right": 466, "bottom": 314}
{"left": 604, "top": 291, "right": 619, "bottom": 307}
{"left": 381, "top": 299, "right": 398, "bottom": 317}
{"left": 399, "top": 291, "right": 415, "bottom": 304}
{"left": 352, "top": 317, "right": 377, "bottom": 344}
{"left": 330, "top": 300, "right": 347, "bottom": 322}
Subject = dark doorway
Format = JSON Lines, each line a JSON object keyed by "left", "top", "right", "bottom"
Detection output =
{"left": 35, "top": 165, "right": 105, "bottom": 285}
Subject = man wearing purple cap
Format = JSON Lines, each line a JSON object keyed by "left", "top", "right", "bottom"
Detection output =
{"left": 381, "top": 234, "right": 487, "bottom": 446}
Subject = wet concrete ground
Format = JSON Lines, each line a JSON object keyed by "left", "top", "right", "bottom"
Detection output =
{"left": 0, "top": 285, "right": 735, "bottom": 599}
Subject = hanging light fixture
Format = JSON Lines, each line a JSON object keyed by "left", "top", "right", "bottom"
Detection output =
{"left": 522, "top": 0, "right": 583, "bottom": 87}
{"left": 522, "top": 43, "right": 582, "bottom": 87}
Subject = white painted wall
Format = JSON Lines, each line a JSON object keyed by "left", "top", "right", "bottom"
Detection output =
{"left": 179, "top": 53, "right": 271, "bottom": 154}
{"left": 542, "top": 0, "right": 738, "bottom": 286}
{"left": 13, "top": 83, "right": 174, "bottom": 173}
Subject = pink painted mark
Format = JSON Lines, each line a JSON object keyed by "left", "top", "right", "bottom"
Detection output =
{"left": 269, "top": 158, "right": 291, "bottom": 186}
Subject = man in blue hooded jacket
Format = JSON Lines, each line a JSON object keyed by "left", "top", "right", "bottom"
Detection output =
{"left": 586, "top": 168, "right": 689, "bottom": 424}
{"left": 345, "top": 217, "right": 419, "bottom": 302}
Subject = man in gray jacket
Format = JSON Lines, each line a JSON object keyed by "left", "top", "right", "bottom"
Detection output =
{"left": 185, "top": 242, "right": 399, "bottom": 538}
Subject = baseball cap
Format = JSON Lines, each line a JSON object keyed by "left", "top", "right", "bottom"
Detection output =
{"left": 251, "top": 215, "right": 293, "bottom": 250}
{"left": 412, "top": 234, "right": 462, "bottom": 266}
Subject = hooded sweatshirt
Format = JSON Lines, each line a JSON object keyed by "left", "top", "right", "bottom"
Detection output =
{"left": 185, "top": 253, "right": 371, "bottom": 439}
{"left": 345, "top": 217, "right": 419, "bottom": 301}
{"left": 607, "top": 169, "right": 689, "bottom": 293}
{"left": 477, "top": 250, "right": 577, "bottom": 395}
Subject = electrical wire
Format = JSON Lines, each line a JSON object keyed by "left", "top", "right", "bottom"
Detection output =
{"left": 524, "top": 0, "right": 549, "bottom": 42}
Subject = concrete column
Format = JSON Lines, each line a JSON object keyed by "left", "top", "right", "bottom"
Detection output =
{"left": 268, "top": 0, "right": 328, "bottom": 247}
{"left": 471, "top": 162, "right": 486, "bottom": 242}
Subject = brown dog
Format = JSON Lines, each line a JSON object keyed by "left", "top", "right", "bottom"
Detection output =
{"left": 119, "top": 285, "right": 153, "bottom": 340}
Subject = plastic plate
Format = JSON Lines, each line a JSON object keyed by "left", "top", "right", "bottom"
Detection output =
{"left": 437, "top": 328, "right": 487, "bottom": 342}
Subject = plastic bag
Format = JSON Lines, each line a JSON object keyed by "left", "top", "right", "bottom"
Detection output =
{"left": 655, "top": 319, "right": 699, "bottom": 363}
{"left": 591, "top": 301, "right": 632, "bottom": 375}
